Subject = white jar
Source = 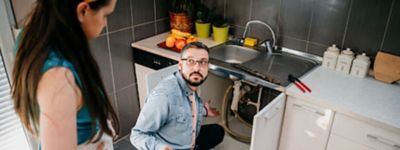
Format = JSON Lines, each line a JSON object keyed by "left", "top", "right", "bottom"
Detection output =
{"left": 350, "top": 53, "right": 370, "bottom": 78}
{"left": 322, "top": 44, "right": 340, "bottom": 69}
{"left": 335, "top": 48, "right": 354, "bottom": 74}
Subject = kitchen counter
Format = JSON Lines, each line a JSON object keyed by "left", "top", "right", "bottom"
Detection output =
{"left": 286, "top": 66, "right": 400, "bottom": 133}
{"left": 131, "top": 32, "right": 222, "bottom": 61}
{"left": 132, "top": 33, "right": 400, "bottom": 134}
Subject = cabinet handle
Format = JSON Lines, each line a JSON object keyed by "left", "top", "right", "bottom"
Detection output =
{"left": 366, "top": 134, "right": 400, "bottom": 149}
{"left": 293, "top": 103, "right": 325, "bottom": 116}
{"left": 263, "top": 102, "right": 282, "bottom": 120}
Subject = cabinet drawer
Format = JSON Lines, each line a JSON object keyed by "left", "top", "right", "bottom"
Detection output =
{"left": 327, "top": 134, "right": 373, "bottom": 150}
{"left": 332, "top": 113, "right": 400, "bottom": 150}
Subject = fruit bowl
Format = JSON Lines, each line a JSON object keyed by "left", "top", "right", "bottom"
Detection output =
{"left": 158, "top": 29, "right": 198, "bottom": 53}
{"left": 157, "top": 41, "right": 182, "bottom": 53}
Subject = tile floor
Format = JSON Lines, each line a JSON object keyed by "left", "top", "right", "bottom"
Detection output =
{"left": 114, "top": 117, "right": 251, "bottom": 150}
{"left": 114, "top": 134, "right": 250, "bottom": 150}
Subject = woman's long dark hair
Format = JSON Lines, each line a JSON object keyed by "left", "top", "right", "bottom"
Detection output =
{"left": 11, "top": 0, "right": 119, "bottom": 142}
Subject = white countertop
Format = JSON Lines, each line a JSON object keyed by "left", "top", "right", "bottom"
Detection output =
{"left": 287, "top": 66, "right": 400, "bottom": 132}
{"left": 131, "top": 32, "right": 222, "bottom": 61}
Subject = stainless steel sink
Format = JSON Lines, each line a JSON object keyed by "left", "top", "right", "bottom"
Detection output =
{"left": 209, "top": 44, "right": 260, "bottom": 64}
{"left": 208, "top": 43, "right": 321, "bottom": 89}
{"left": 235, "top": 52, "right": 319, "bottom": 86}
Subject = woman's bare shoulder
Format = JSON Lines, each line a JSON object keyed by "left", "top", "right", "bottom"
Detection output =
{"left": 37, "top": 67, "right": 82, "bottom": 111}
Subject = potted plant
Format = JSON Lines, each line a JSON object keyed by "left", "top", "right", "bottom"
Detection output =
{"left": 195, "top": 3, "right": 214, "bottom": 38}
{"left": 169, "top": 0, "right": 195, "bottom": 33}
{"left": 212, "top": 14, "right": 229, "bottom": 43}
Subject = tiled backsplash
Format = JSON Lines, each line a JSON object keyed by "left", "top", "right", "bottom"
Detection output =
{"left": 205, "top": 0, "right": 400, "bottom": 57}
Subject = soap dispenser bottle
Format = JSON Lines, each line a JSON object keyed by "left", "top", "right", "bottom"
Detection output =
{"left": 335, "top": 48, "right": 354, "bottom": 74}
{"left": 322, "top": 44, "right": 340, "bottom": 69}
{"left": 350, "top": 53, "right": 371, "bottom": 78}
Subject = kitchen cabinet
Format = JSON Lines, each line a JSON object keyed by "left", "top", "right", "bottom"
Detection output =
{"left": 146, "top": 65, "right": 178, "bottom": 94}
{"left": 131, "top": 33, "right": 400, "bottom": 150}
{"left": 198, "top": 73, "right": 232, "bottom": 124}
{"left": 279, "top": 95, "right": 334, "bottom": 150}
{"left": 133, "top": 47, "right": 178, "bottom": 109}
{"left": 327, "top": 113, "right": 400, "bottom": 150}
{"left": 282, "top": 67, "right": 400, "bottom": 150}
{"left": 135, "top": 63, "right": 156, "bottom": 108}
{"left": 250, "top": 93, "right": 286, "bottom": 150}
{"left": 327, "top": 134, "right": 373, "bottom": 150}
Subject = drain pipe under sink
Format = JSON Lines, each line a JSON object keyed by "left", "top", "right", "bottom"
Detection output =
{"left": 231, "top": 81, "right": 242, "bottom": 112}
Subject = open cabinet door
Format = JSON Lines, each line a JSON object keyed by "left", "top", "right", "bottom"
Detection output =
{"left": 135, "top": 63, "right": 156, "bottom": 109}
{"left": 146, "top": 64, "right": 178, "bottom": 96}
{"left": 250, "top": 93, "right": 286, "bottom": 150}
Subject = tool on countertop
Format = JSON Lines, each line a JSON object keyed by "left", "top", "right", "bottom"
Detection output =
{"left": 288, "top": 74, "right": 312, "bottom": 93}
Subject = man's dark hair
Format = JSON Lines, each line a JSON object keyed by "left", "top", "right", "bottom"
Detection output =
{"left": 180, "top": 42, "right": 209, "bottom": 58}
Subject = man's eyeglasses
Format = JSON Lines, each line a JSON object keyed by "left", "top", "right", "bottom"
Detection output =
{"left": 181, "top": 58, "right": 209, "bottom": 66}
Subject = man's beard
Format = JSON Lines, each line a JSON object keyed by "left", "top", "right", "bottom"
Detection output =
{"left": 182, "top": 72, "right": 208, "bottom": 87}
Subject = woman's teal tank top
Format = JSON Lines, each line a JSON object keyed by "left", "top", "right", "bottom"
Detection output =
{"left": 14, "top": 33, "right": 98, "bottom": 147}
{"left": 41, "top": 50, "right": 98, "bottom": 145}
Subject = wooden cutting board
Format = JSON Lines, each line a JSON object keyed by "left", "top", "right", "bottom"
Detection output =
{"left": 373, "top": 51, "right": 400, "bottom": 83}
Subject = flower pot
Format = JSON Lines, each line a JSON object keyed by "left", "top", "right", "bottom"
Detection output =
{"left": 212, "top": 25, "right": 229, "bottom": 43}
{"left": 169, "top": 12, "right": 192, "bottom": 33}
{"left": 195, "top": 21, "right": 211, "bottom": 38}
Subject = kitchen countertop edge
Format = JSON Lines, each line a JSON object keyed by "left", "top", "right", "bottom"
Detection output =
{"left": 286, "top": 67, "right": 400, "bottom": 134}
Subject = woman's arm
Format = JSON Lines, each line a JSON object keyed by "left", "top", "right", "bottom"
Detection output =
{"left": 37, "top": 67, "right": 82, "bottom": 150}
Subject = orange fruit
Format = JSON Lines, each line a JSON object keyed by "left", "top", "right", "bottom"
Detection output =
{"left": 165, "top": 36, "right": 176, "bottom": 48}
{"left": 175, "top": 39, "right": 186, "bottom": 50}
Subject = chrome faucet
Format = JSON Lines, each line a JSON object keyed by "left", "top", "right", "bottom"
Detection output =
{"left": 242, "top": 20, "right": 276, "bottom": 54}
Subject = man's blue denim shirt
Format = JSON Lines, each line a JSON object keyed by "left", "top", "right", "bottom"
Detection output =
{"left": 130, "top": 72, "right": 207, "bottom": 150}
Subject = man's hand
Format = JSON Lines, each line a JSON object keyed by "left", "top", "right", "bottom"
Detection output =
{"left": 204, "top": 100, "right": 220, "bottom": 117}
{"left": 96, "top": 142, "right": 104, "bottom": 150}
{"left": 163, "top": 145, "right": 173, "bottom": 150}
